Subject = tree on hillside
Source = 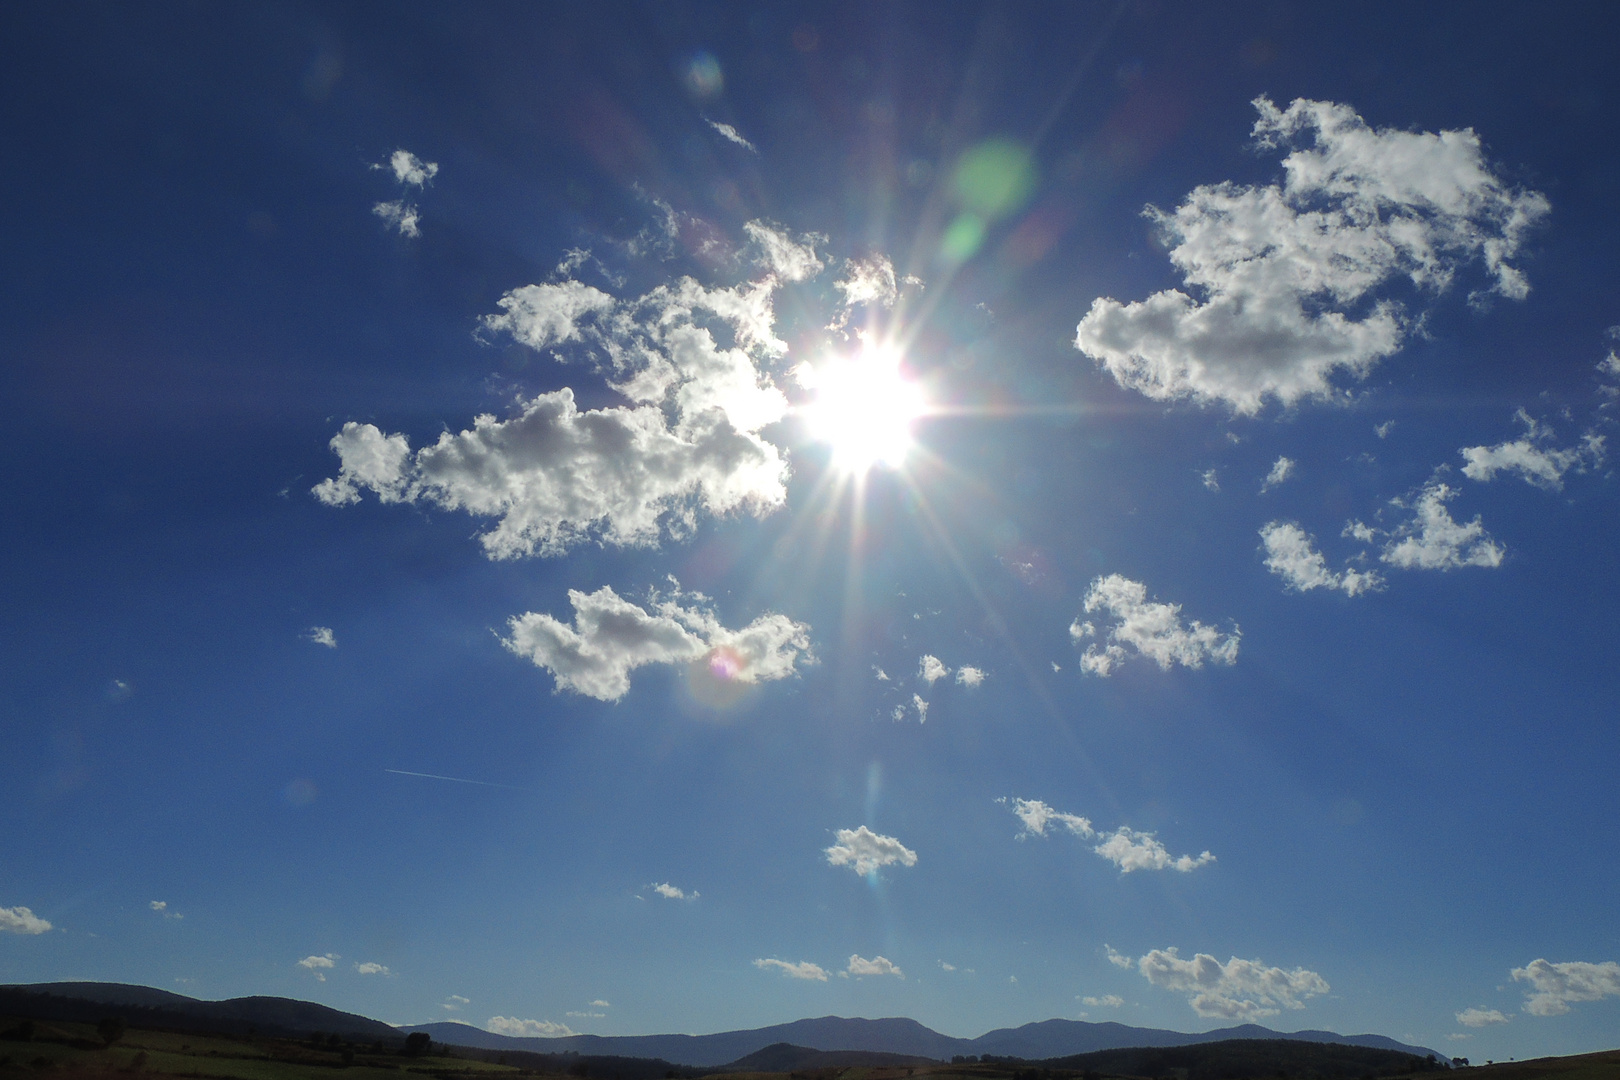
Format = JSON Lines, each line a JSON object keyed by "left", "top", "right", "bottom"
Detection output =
{"left": 97, "top": 1017, "right": 127, "bottom": 1047}
{"left": 403, "top": 1032, "right": 431, "bottom": 1057}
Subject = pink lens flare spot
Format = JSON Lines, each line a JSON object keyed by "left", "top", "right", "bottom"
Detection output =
{"left": 707, "top": 646, "right": 746, "bottom": 681}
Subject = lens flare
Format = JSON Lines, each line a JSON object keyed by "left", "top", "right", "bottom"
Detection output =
{"left": 798, "top": 342, "right": 925, "bottom": 473}
{"left": 706, "top": 645, "right": 746, "bottom": 681}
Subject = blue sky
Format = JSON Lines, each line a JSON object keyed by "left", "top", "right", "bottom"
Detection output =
{"left": 3, "top": 0, "right": 1618, "bottom": 1062}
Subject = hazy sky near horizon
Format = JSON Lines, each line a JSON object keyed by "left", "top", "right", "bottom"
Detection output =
{"left": 3, "top": 0, "right": 1619, "bottom": 1062}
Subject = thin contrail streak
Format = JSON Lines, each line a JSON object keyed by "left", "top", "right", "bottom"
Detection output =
{"left": 384, "top": 768, "right": 524, "bottom": 790}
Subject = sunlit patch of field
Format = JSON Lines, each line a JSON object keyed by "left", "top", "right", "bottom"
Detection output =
{"left": 1432, "top": 1053, "right": 1620, "bottom": 1080}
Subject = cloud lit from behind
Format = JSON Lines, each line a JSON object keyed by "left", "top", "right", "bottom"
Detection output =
{"left": 685, "top": 644, "right": 756, "bottom": 710}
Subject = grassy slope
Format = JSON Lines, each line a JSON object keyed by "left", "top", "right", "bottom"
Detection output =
{"left": 0, "top": 1016, "right": 517, "bottom": 1080}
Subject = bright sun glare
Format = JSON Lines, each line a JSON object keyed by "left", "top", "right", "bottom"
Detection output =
{"left": 798, "top": 341, "right": 926, "bottom": 473}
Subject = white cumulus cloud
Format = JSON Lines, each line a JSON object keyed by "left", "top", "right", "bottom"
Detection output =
{"left": 1455, "top": 1007, "right": 1509, "bottom": 1028}
{"left": 304, "top": 626, "right": 337, "bottom": 648}
{"left": 1081, "top": 994, "right": 1124, "bottom": 1008}
{"left": 0, "top": 906, "right": 52, "bottom": 935}
{"left": 481, "top": 280, "right": 616, "bottom": 350}
{"left": 825, "top": 825, "right": 918, "bottom": 876}
{"left": 651, "top": 882, "right": 698, "bottom": 901}
{"left": 1072, "top": 575, "right": 1239, "bottom": 676}
{"left": 1128, "top": 947, "right": 1329, "bottom": 1020}
{"left": 911, "top": 694, "right": 929, "bottom": 723}
{"left": 754, "top": 958, "right": 830, "bottom": 981}
{"left": 1371, "top": 479, "right": 1503, "bottom": 570}
{"left": 1010, "top": 797, "right": 1094, "bottom": 839}
{"left": 1093, "top": 827, "right": 1215, "bottom": 874}
{"left": 383, "top": 149, "right": 438, "bottom": 187}
{"left": 1075, "top": 97, "right": 1547, "bottom": 414}
{"left": 918, "top": 654, "right": 949, "bottom": 684}
{"left": 847, "top": 954, "right": 904, "bottom": 979}
{"left": 1260, "top": 456, "right": 1296, "bottom": 492}
{"left": 313, "top": 392, "right": 786, "bottom": 561}
{"left": 298, "top": 953, "right": 339, "bottom": 981}
{"left": 1260, "top": 521, "right": 1384, "bottom": 596}
{"left": 1460, "top": 410, "right": 1605, "bottom": 490}
{"left": 355, "top": 962, "right": 391, "bottom": 975}
{"left": 956, "top": 665, "right": 986, "bottom": 687}
{"left": 1511, "top": 958, "right": 1620, "bottom": 1017}
{"left": 502, "top": 583, "right": 810, "bottom": 702}
{"left": 487, "top": 1017, "right": 577, "bottom": 1038}
{"left": 318, "top": 234, "right": 815, "bottom": 558}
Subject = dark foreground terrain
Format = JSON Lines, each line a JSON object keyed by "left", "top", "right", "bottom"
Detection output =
{"left": 2, "top": 1009, "right": 1616, "bottom": 1080}
{"left": 1, "top": 984, "right": 1615, "bottom": 1080}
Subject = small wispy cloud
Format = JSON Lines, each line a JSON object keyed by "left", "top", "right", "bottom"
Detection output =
{"left": 1460, "top": 410, "right": 1604, "bottom": 491}
{"left": 651, "top": 882, "right": 698, "bottom": 901}
{"left": 846, "top": 954, "right": 904, "bottom": 979}
{"left": 1260, "top": 456, "right": 1296, "bottom": 492}
{"left": 297, "top": 953, "right": 339, "bottom": 981}
{"left": 955, "top": 665, "right": 986, "bottom": 687}
{"left": 1007, "top": 798, "right": 1213, "bottom": 873}
{"left": 1081, "top": 994, "right": 1124, "bottom": 1008}
{"left": 488, "top": 1017, "right": 576, "bottom": 1038}
{"left": 1455, "top": 1007, "right": 1508, "bottom": 1027}
{"left": 754, "top": 957, "right": 829, "bottom": 981}
{"left": 706, "top": 119, "right": 757, "bottom": 152}
{"left": 355, "top": 962, "right": 391, "bottom": 976}
{"left": 373, "top": 200, "right": 421, "bottom": 238}
{"left": 149, "top": 900, "right": 182, "bottom": 920}
{"left": 377, "top": 149, "right": 439, "bottom": 187}
{"left": 304, "top": 626, "right": 337, "bottom": 648}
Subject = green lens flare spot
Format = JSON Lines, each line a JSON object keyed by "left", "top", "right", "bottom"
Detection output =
{"left": 952, "top": 139, "right": 1037, "bottom": 219}
{"left": 940, "top": 213, "right": 987, "bottom": 264}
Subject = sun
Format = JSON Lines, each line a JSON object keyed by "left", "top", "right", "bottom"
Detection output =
{"left": 797, "top": 340, "right": 926, "bottom": 473}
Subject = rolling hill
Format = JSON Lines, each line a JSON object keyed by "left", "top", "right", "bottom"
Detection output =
{"left": 401, "top": 1013, "right": 1448, "bottom": 1067}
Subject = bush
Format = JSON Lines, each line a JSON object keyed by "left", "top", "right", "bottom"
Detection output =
{"left": 98, "top": 1017, "right": 128, "bottom": 1048}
